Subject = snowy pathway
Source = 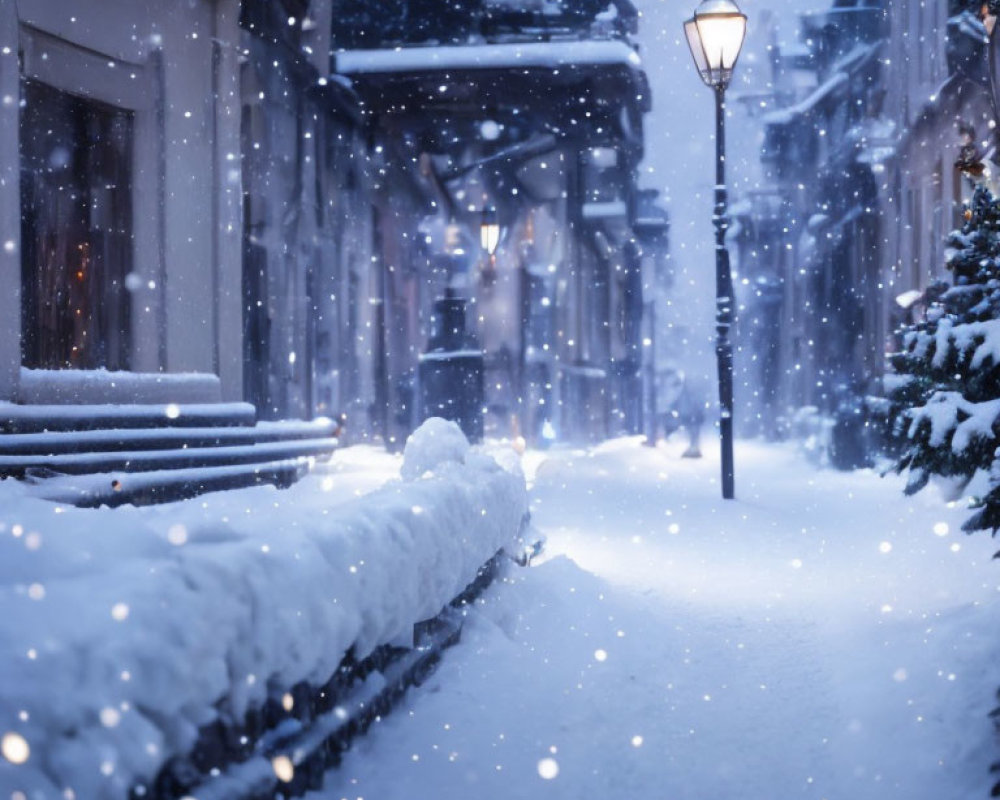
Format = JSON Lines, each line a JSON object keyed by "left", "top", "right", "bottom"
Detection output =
{"left": 315, "top": 438, "right": 1000, "bottom": 800}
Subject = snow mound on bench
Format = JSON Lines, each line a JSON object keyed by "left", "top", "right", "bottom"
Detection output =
{"left": 0, "top": 420, "right": 528, "bottom": 799}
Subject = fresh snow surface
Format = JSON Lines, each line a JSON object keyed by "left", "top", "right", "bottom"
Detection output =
{"left": 0, "top": 421, "right": 527, "bottom": 799}
{"left": 311, "top": 436, "right": 1000, "bottom": 800}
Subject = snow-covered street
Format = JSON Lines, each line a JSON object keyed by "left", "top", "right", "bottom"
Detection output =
{"left": 10, "top": 0, "right": 1000, "bottom": 798}
{"left": 316, "top": 437, "right": 1000, "bottom": 800}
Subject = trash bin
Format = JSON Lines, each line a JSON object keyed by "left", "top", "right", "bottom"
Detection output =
{"left": 419, "top": 289, "right": 484, "bottom": 443}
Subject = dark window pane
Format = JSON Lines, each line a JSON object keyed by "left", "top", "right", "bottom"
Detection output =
{"left": 20, "top": 78, "right": 133, "bottom": 370}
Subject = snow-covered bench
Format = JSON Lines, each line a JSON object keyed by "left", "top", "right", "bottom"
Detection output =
{"left": 0, "top": 417, "right": 531, "bottom": 800}
{"left": 0, "top": 403, "right": 339, "bottom": 507}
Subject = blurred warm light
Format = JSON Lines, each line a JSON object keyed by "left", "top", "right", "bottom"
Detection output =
{"left": 272, "top": 754, "right": 295, "bottom": 783}
{"left": 1, "top": 731, "right": 30, "bottom": 764}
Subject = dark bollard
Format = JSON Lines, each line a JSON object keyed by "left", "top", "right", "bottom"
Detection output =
{"left": 419, "top": 289, "right": 485, "bottom": 443}
{"left": 830, "top": 384, "right": 871, "bottom": 470}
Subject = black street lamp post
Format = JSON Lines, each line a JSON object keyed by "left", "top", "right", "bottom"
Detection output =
{"left": 684, "top": 0, "right": 747, "bottom": 500}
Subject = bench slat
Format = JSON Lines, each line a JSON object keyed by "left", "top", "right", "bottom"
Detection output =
{"left": 0, "top": 419, "right": 337, "bottom": 456}
{"left": 29, "top": 459, "right": 311, "bottom": 508}
{"left": 0, "top": 438, "right": 337, "bottom": 478}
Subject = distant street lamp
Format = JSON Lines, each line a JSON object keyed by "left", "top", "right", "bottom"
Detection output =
{"left": 480, "top": 204, "right": 500, "bottom": 256}
{"left": 684, "top": 0, "right": 746, "bottom": 500}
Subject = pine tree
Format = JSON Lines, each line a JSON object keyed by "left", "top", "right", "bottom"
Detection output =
{"left": 887, "top": 179, "right": 1000, "bottom": 534}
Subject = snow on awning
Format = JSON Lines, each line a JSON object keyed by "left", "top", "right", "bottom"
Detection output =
{"left": 633, "top": 216, "right": 666, "bottom": 227}
{"left": 582, "top": 200, "right": 627, "bottom": 220}
{"left": 807, "top": 204, "right": 865, "bottom": 256}
{"left": 761, "top": 42, "right": 880, "bottom": 126}
{"left": 851, "top": 115, "right": 897, "bottom": 166}
{"left": 857, "top": 143, "right": 897, "bottom": 166}
{"left": 728, "top": 198, "right": 753, "bottom": 219}
{"left": 954, "top": 8, "right": 990, "bottom": 44}
{"left": 334, "top": 39, "right": 642, "bottom": 76}
{"left": 761, "top": 72, "right": 848, "bottom": 126}
{"left": 419, "top": 349, "right": 485, "bottom": 362}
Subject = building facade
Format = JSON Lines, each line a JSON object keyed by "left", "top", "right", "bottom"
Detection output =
{"left": 1, "top": 0, "right": 660, "bottom": 448}
{"left": 2, "top": 0, "right": 247, "bottom": 405}
{"left": 880, "top": 0, "right": 995, "bottom": 329}
{"left": 730, "top": 0, "right": 892, "bottom": 443}
{"left": 0, "top": 0, "right": 377, "bottom": 430}
{"left": 733, "top": 0, "right": 1000, "bottom": 446}
{"left": 239, "top": 1, "right": 376, "bottom": 424}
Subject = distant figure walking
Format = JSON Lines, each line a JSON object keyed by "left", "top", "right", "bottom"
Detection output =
{"left": 657, "top": 366, "right": 705, "bottom": 458}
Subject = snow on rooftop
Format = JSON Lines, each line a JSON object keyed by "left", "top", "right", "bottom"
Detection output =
{"left": 334, "top": 39, "right": 642, "bottom": 76}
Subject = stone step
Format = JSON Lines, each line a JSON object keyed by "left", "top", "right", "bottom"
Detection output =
{"left": 0, "top": 418, "right": 337, "bottom": 456}
{"left": 0, "top": 401, "right": 258, "bottom": 433}
{"left": 0, "top": 437, "right": 338, "bottom": 478}
{"left": 28, "top": 458, "right": 313, "bottom": 508}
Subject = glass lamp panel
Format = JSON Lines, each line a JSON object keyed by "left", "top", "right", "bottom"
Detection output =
{"left": 684, "top": 18, "right": 711, "bottom": 85}
{"left": 696, "top": 13, "right": 746, "bottom": 71}
{"left": 481, "top": 206, "right": 500, "bottom": 254}
{"left": 481, "top": 222, "right": 500, "bottom": 255}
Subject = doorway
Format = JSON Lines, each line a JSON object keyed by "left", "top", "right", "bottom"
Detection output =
{"left": 20, "top": 78, "right": 133, "bottom": 370}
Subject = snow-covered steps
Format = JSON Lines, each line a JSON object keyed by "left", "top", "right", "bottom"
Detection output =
{"left": 0, "top": 404, "right": 339, "bottom": 506}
